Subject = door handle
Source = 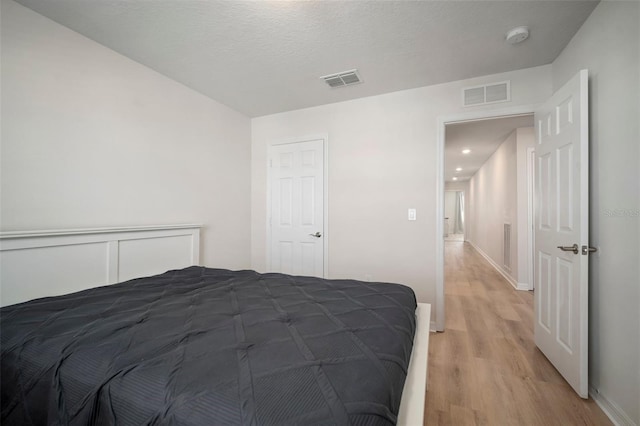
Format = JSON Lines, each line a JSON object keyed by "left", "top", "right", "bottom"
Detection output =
{"left": 557, "top": 244, "right": 579, "bottom": 254}
{"left": 309, "top": 232, "right": 322, "bottom": 238}
{"left": 582, "top": 245, "right": 597, "bottom": 255}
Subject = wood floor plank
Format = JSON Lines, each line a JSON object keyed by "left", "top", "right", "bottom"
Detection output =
{"left": 424, "top": 241, "right": 611, "bottom": 425}
{"left": 444, "top": 294, "right": 468, "bottom": 331}
{"left": 449, "top": 405, "right": 478, "bottom": 426}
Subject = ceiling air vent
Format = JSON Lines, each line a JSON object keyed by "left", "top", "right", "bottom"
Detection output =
{"left": 462, "top": 81, "right": 511, "bottom": 107}
{"left": 321, "top": 69, "right": 362, "bottom": 88}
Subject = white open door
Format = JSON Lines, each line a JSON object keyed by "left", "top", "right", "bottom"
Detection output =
{"left": 269, "top": 139, "right": 325, "bottom": 277}
{"left": 534, "top": 69, "right": 590, "bottom": 398}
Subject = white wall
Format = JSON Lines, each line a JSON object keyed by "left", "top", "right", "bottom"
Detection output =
{"left": 1, "top": 0, "right": 252, "bottom": 270}
{"left": 466, "top": 127, "right": 535, "bottom": 290}
{"left": 252, "top": 65, "right": 552, "bottom": 320}
{"left": 466, "top": 130, "right": 519, "bottom": 283}
{"left": 466, "top": 127, "right": 533, "bottom": 288}
{"left": 552, "top": 2, "right": 640, "bottom": 424}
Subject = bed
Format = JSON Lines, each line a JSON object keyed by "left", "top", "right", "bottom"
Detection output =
{"left": 0, "top": 226, "right": 429, "bottom": 425}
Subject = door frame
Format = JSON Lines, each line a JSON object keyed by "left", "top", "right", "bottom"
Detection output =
{"left": 435, "top": 105, "right": 538, "bottom": 331}
{"left": 266, "top": 134, "right": 330, "bottom": 278}
{"left": 527, "top": 146, "right": 536, "bottom": 291}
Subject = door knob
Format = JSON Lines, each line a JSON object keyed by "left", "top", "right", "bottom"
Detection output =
{"left": 557, "top": 244, "right": 579, "bottom": 254}
{"left": 309, "top": 232, "right": 322, "bottom": 238}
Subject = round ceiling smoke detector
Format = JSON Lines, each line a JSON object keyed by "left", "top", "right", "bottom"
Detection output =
{"left": 505, "top": 26, "right": 529, "bottom": 44}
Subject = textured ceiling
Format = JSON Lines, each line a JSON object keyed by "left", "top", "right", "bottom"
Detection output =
{"left": 15, "top": 0, "right": 598, "bottom": 117}
{"left": 445, "top": 115, "right": 534, "bottom": 183}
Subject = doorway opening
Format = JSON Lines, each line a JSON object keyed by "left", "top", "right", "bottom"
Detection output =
{"left": 437, "top": 70, "right": 591, "bottom": 398}
{"left": 436, "top": 105, "right": 537, "bottom": 332}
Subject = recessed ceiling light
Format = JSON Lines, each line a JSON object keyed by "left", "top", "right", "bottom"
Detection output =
{"left": 456, "top": 167, "right": 462, "bottom": 172}
{"left": 462, "top": 149, "right": 471, "bottom": 154}
{"left": 452, "top": 177, "right": 458, "bottom": 181}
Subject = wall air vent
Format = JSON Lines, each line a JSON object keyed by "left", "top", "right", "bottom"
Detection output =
{"left": 503, "top": 223, "right": 512, "bottom": 272}
{"left": 463, "top": 81, "right": 511, "bottom": 107}
{"left": 320, "top": 69, "right": 362, "bottom": 88}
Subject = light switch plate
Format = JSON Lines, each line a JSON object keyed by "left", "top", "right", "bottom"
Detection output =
{"left": 408, "top": 208, "right": 417, "bottom": 221}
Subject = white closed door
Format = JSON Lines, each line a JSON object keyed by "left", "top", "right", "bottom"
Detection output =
{"left": 269, "top": 139, "right": 324, "bottom": 277}
{"left": 534, "top": 69, "right": 589, "bottom": 398}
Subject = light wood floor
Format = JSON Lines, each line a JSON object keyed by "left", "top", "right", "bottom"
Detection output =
{"left": 424, "top": 241, "right": 611, "bottom": 425}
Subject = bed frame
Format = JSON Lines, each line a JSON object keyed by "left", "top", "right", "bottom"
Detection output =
{"left": 0, "top": 224, "right": 201, "bottom": 307}
{"left": 0, "top": 224, "right": 429, "bottom": 424}
{"left": 398, "top": 302, "right": 430, "bottom": 425}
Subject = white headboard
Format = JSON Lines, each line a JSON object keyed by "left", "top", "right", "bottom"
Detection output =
{"left": 0, "top": 224, "right": 201, "bottom": 307}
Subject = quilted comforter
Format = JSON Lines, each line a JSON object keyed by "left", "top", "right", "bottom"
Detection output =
{"left": 1, "top": 267, "right": 416, "bottom": 425}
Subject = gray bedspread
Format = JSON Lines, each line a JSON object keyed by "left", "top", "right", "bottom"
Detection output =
{"left": 1, "top": 267, "right": 417, "bottom": 425}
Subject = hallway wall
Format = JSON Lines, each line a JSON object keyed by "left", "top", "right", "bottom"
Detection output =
{"left": 466, "top": 128, "right": 534, "bottom": 289}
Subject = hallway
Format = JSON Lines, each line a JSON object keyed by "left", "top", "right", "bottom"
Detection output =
{"left": 424, "top": 241, "right": 610, "bottom": 425}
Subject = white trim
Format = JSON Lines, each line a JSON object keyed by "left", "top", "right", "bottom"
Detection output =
{"left": 266, "top": 134, "right": 329, "bottom": 278}
{"left": 527, "top": 146, "right": 536, "bottom": 291}
{"left": 397, "top": 303, "right": 430, "bottom": 426}
{"left": 589, "top": 385, "right": 636, "bottom": 426}
{"left": 435, "top": 104, "right": 539, "bottom": 332}
{"left": 578, "top": 69, "right": 590, "bottom": 399}
{"left": 435, "top": 119, "right": 446, "bottom": 332}
{"left": 0, "top": 224, "right": 202, "bottom": 239}
{"left": 324, "top": 136, "right": 329, "bottom": 278}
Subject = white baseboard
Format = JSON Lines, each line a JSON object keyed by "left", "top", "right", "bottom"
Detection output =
{"left": 589, "top": 385, "right": 637, "bottom": 426}
{"left": 467, "top": 240, "right": 525, "bottom": 291}
{"left": 430, "top": 320, "right": 437, "bottom": 333}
